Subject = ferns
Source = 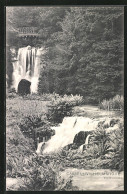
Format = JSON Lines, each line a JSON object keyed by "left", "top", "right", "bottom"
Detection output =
{"left": 92, "top": 121, "right": 124, "bottom": 171}
{"left": 107, "top": 125, "right": 124, "bottom": 171}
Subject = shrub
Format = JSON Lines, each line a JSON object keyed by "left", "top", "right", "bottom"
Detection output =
{"left": 47, "top": 102, "right": 72, "bottom": 123}
{"left": 17, "top": 155, "right": 78, "bottom": 191}
{"left": 106, "top": 123, "right": 124, "bottom": 171}
{"left": 47, "top": 94, "right": 83, "bottom": 123}
{"left": 99, "top": 95, "right": 124, "bottom": 111}
{"left": 92, "top": 126, "right": 111, "bottom": 156}
{"left": 6, "top": 125, "right": 34, "bottom": 178}
{"left": 90, "top": 121, "right": 124, "bottom": 171}
{"left": 18, "top": 114, "right": 54, "bottom": 144}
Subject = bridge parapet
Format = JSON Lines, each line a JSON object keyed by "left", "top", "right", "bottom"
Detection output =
{"left": 17, "top": 27, "right": 39, "bottom": 37}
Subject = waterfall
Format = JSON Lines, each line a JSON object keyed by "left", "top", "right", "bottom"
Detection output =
{"left": 35, "top": 116, "right": 120, "bottom": 155}
{"left": 12, "top": 46, "right": 45, "bottom": 93}
{"left": 78, "top": 134, "right": 91, "bottom": 152}
{"left": 36, "top": 142, "right": 46, "bottom": 155}
{"left": 85, "top": 134, "right": 91, "bottom": 145}
{"left": 42, "top": 117, "right": 99, "bottom": 154}
{"left": 78, "top": 144, "right": 84, "bottom": 152}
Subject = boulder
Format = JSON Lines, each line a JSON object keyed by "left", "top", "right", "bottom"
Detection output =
{"left": 73, "top": 131, "right": 92, "bottom": 146}
{"left": 18, "top": 79, "right": 31, "bottom": 95}
{"left": 110, "top": 119, "right": 119, "bottom": 127}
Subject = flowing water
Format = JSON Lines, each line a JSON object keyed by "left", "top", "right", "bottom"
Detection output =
{"left": 84, "top": 134, "right": 91, "bottom": 145}
{"left": 42, "top": 117, "right": 99, "bottom": 154}
{"left": 78, "top": 134, "right": 91, "bottom": 152}
{"left": 36, "top": 116, "right": 121, "bottom": 154}
{"left": 12, "top": 46, "right": 46, "bottom": 93}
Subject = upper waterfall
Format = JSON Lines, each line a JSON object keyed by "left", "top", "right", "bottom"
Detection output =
{"left": 12, "top": 46, "right": 45, "bottom": 93}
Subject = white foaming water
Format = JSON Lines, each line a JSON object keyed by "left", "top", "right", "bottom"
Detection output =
{"left": 36, "top": 142, "right": 46, "bottom": 155}
{"left": 78, "top": 134, "right": 91, "bottom": 152}
{"left": 85, "top": 134, "right": 91, "bottom": 145}
{"left": 12, "top": 46, "right": 45, "bottom": 93}
{"left": 78, "top": 144, "right": 84, "bottom": 152}
{"left": 43, "top": 117, "right": 99, "bottom": 154}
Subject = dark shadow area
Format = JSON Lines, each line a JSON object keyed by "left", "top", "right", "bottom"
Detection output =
{"left": 18, "top": 79, "right": 31, "bottom": 95}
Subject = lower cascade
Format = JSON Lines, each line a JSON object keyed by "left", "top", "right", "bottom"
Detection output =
{"left": 36, "top": 117, "right": 100, "bottom": 155}
{"left": 36, "top": 116, "right": 121, "bottom": 155}
{"left": 36, "top": 142, "right": 46, "bottom": 155}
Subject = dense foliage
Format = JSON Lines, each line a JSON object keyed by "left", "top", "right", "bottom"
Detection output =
{"left": 99, "top": 95, "right": 124, "bottom": 111}
{"left": 6, "top": 7, "right": 124, "bottom": 104}
{"left": 47, "top": 94, "right": 83, "bottom": 123}
{"left": 17, "top": 154, "right": 78, "bottom": 191}
{"left": 19, "top": 114, "right": 54, "bottom": 140}
{"left": 6, "top": 125, "right": 34, "bottom": 178}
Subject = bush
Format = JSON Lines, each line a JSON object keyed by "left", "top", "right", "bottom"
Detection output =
{"left": 90, "top": 126, "right": 111, "bottom": 156}
{"left": 17, "top": 155, "right": 79, "bottom": 191}
{"left": 6, "top": 125, "right": 34, "bottom": 178}
{"left": 99, "top": 95, "right": 124, "bottom": 111}
{"left": 106, "top": 123, "right": 124, "bottom": 171}
{"left": 88, "top": 121, "right": 124, "bottom": 171}
{"left": 18, "top": 114, "right": 54, "bottom": 143}
{"left": 47, "top": 94, "right": 83, "bottom": 123}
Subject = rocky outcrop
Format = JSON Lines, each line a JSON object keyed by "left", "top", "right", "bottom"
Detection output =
{"left": 73, "top": 131, "right": 92, "bottom": 146}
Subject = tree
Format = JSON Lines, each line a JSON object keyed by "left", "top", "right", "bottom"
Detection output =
{"left": 44, "top": 7, "right": 124, "bottom": 103}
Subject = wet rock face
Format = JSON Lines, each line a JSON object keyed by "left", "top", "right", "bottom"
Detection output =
{"left": 18, "top": 79, "right": 31, "bottom": 95}
{"left": 73, "top": 131, "right": 91, "bottom": 146}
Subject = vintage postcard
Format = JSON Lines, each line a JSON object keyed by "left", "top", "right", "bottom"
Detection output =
{"left": 6, "top": 6, "right": 124, "bottom": 191}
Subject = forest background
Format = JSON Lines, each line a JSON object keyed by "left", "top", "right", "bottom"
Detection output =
{"left": 6, "top": 7, "right": 124, "bottom": 104}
